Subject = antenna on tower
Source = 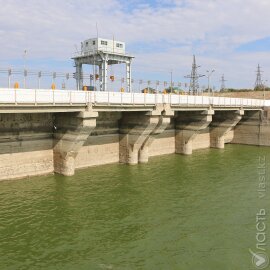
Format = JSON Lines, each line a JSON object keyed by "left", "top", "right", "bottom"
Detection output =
{"left": 185, "top": 55, "right": 205, "bottom": 95}
{"left": 96, "top": 22, "right": 99, "bottom": 39}
{"left": 220, "top": 74, "right": 227, "bottom": 92}
{"left": 74, "top": 44, "right": 79, "bottom": 54}
{"left": 254, "top": 64, "right": 263, "bottom": 90}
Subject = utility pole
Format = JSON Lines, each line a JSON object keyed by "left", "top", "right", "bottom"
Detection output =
{"left": 23, "top": 50, "right": 27, "bottom": 88}
{"left": 38, "top": 71, "right": 41, "bottom": 89}
{"left": 170, "top": 70, "right": 173, "bottom": 93}
{"left": 263, "top": 80, "right": 268, "bottom": 100}
{"left": 220, "top": 74, "right": 227, "bottom": 92}
{"left": 185, "top": 55, "right": 205, "bottom": 95}
{"left": 206, "top": 69, "right": 215, "bottom": 95}
{"left": 254, "top": 64, "right": 263, "bottom": 90}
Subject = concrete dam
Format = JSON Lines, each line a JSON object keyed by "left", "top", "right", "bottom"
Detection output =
{"left": 0, "top": 88, "right": 269, "bottom": 181}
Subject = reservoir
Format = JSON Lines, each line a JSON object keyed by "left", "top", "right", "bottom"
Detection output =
{"left": 0, "top": 145, "right": 269, "bottom": 269}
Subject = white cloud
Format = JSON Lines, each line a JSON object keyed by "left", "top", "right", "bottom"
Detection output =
{"left": 0, "top": 0, "right": 270, "bottom": 88}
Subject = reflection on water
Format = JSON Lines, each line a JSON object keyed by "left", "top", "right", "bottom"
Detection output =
{"left": 0, "top": 145, "right": 269, "bottom": 269}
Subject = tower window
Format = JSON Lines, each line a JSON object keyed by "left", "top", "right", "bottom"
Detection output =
{"left": 116, "top": 43, "right": 123, "bottom": 48}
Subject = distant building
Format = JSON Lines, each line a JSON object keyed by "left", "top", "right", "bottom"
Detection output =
{"left": 82, "top": 85, "right": 97, "bottom": 91}
{"left": 141, "top": 87, "right": 157, "bottom": 94}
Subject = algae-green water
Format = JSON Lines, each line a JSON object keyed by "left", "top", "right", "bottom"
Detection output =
{"left": 0, "top": 145, "right": 269, "bottom": 270}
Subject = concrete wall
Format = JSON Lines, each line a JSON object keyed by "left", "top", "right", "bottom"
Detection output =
{"left": 193, "top": 130, "right": 211, "bottom": 150}
{"left": 231, "top": 110, "right": 270, "bottom": 146}
{"left": 0, "top": 113, "right": 54, "bottom": 180}
{"left": 149, "top": 130, "right": 175, "bottom": 157}
{"left": 76, "top": 134, "right": 119, "bottom": 168}
{"left": 0, "top": 150, "right": 54, "bottom": 180}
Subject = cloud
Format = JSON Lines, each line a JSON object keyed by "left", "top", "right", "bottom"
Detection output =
{"left": 0, "top": 0, "right": 270, "bottom": 88}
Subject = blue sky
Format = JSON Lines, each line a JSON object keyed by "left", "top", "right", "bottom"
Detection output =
{"left": 237, "top": 37, "right": 270, "bottom": 53}
{"left": 118, "top": 0, "right": 178, "bottom": 10}
{"left": 0, "top": 0, "right": 270, "bottom": 90}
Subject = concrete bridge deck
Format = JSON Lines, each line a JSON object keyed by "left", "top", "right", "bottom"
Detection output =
{"left": 0, "top": 88, "right": 267, "bottom": 113}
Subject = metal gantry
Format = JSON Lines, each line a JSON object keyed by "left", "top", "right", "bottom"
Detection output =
{"left": 72, "top": 37, "right": 134, "bottom": 92}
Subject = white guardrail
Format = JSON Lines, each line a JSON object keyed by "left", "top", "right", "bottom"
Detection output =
{"left": 0, "top": 88, "right": 269, "bottom": 107}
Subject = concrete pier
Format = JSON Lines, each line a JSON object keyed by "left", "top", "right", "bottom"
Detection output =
{"left": 210, "top": 110, "right": 243, "bottom": 149}
{"left": 139, "top": 105, "right": 174, "bottom": 163}
{"left": 175, "top": 110, "right": 213, "bottom": 155}
{"left": 53, "top": 110, "right": 98, "bottom": 176}
{"left": 119, "top": 109, "right": 161, "bottom": 165}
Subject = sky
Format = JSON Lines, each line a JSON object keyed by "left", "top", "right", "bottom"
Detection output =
{"left": 0, "top": 0, "right": 270, "bottom": 90}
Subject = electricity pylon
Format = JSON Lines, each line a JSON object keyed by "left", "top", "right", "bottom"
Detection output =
{"left": 220, "top": 74, "right": 227, "bottom": 91}
{"left": 185, "top": 55, "right": 205, "bottom": 95}
{"left": 254, "top": 64, "right": 263, "bottom": 90}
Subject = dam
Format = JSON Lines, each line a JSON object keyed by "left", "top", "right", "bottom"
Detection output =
{"left": 0, "top": 88, "right": 269, "bottom": 181}
{"left": 1, "top": 37, "right": 270, "bottom": 181}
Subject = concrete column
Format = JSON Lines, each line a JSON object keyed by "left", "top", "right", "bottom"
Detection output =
{"left": 139, "top": 106, "right": 174, "bottom": 163}
{"left": 53, "top": 151, "right": 77, "bottom": 176}
{"left": 213, "top": 136, "right": 225, "bottom": 149}
{"left": 119, "top": 107, "right": 166, "bottom": 165}
{"left": 139, "top": 146, "right": 149, "bottom": 163}
{"left": 75, "top": 63, "right": 83, "bottom": 90}
{"left": 126, "top": 61, "right": 131, "bottom": 93}
{"left": 53, "top": 110, "right": 98, "bottom": 176}
{"left": 182, "top": 139, "right": 193, "bottom": 155}
{"left": 99, "top": 64, "right": 102, "bottom": 91}
{"left": 103, "top": 55, "right": 108, "bottom": 92}
{"left": 210, "top": 110, "right": 244, "bottom": 149}
{"left": 176, "top": 129, "right": 195, "bottom": 155}
{"left": 175, "top": 110, "right": 213, "bottom": 155}
{"left": 128, "top": 145, "right": 140, "bottom": 165}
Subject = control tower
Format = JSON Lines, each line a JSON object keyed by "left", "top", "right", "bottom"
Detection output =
{"left": 72, "top": 38, "right": 134, "bottom": 92}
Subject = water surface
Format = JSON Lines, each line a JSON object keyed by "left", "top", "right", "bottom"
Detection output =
{"left": 0, "top": 145, "right": 269, "bottom": 269}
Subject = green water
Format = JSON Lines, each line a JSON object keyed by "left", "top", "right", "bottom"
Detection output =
{"left": 0, "top": 145, "right": 269, "bottom": 270}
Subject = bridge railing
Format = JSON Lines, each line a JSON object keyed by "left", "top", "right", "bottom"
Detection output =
{"left": 0, "top": 88, "right": 267, "bottom": 107}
